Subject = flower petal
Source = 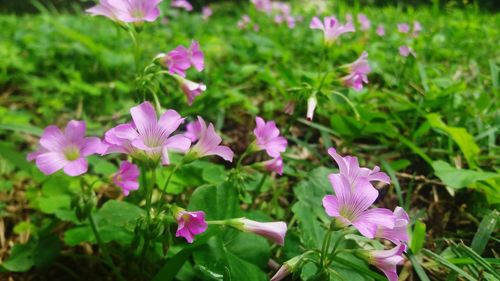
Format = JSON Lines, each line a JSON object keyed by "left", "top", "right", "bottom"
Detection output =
{"left": 63, "top": 158, "right": 88, "bottom": 176}
{"left": 36, "top": 152, "right": 68, "bottom": 175}
{"left": 130, "top": 102, "right": 157, "bottom": 136}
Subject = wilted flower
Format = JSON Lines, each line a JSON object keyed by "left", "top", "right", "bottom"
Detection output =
{"left": 284, "top": 101, "right": 296, "bottom": 115}
{"left": 102, "top": 102, "right": 191, "bottom": 165}
{"left": 341, "top": 51, "right": 372, "bottom": 91}
{"left": 253, "top": 117, "right": 287, "bottom": 158}
{"left": 175, "top": 76, "right": 207, "bottom": 105}
{"left": 376, "top": 207, "right": 409, "bottom": 244}
{"left": 187, "top": 117, "right": 234, "bottom": 162}
{"left": 368, "top": 244, "right": 406, "bottom": 281}
{"left": 398, "top": 23, "right": 410, "bottom": 33}
{"left": 310, "top": 16, "right": 355, "bottom": 46}
{"left": 86, "top": 0, "right": 162, "bottom": 23}
{"left": 399, "top": 45, "right": 415, "bottom": 57}
{"left": 264, "top": 156, "right": 284, "bottom": 175}
{"left": 171, "top": 0, "right": 192, "bottom": 11}
{"left": 376, "top": 25, "right": 385, "bottom": 36}
{"left": 322, "top": 173, "right": 395, "bottom": 238}
{"left": 113, "top": 161, "right": 140, "bottom": 196}
{"left": 327, "top": 148, "right": 390, "bottom": 186}
{"left": 27, "top": 121, "right": 102, "bottom": 176}
{"left": 175, "top": 209, "right": 208, "bottom": 243}
{"left": 306, "top": 95, "right": 317, "bottom": 121}
{"left": 357, "top": 13, "right": 371, "bottom": 30}
{"left": 202, "top": 6, "right": 212, "bottom": 20}
{"left": 229, "top": 218, "right": 287, "bottom": 245}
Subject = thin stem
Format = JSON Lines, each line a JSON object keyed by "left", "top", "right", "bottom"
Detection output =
{"left": 88, "top": 212, "right": 126, "bottom": 281}
{"left": 139, "top": 167, "right": 153, "bottom": 271}
{"left": 251, "top": 173, "right": 268, "bottom": 209}
{"left": 331, "top": 90, "right": 360, "bottom": 120}
{"left": 320, "top": 222, "right": 334, "bottom": 268}
{"left": 159, "top": 162, "right": 182, "bottom": 204}
{"left": 236, "top": 145, "right": 253, "bottom": 169}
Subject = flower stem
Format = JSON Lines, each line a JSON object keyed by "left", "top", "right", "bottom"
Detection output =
{"left": 159, "top": 162, "right": 183, "bottom": 204}
{"left": 320, "top": 222, "right": 334, "bottom": 268}
{"left": 88, "top": 212, "right": 125, "bottom": 281}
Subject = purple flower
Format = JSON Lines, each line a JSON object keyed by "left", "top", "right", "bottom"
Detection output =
{"left": 357, "top": 13, "right": 371, "bottom": 30}
{"left": 369, "top": 244, "right": 406, "bottom": 281}
{"left": 175, "top": 210, "right": 208, "bottom": 243}
{"left": 253, "top": 117, "right": 287, "bottom": 158}
{"left": 188, "top": 40, "right": 204, "bottom": 72}
{"left": 413, "top": 21, "right": 422, "bottom": 36}
{"left": 202, "top": 6, "right": 212, "bottom": 20}
{"left": 251, "top": 0, "right": 272, "bottom": 13}
{"left": 399, "top": 45, "right": 415, "bottom": 57}
{"left": 398, "top": 23, "right": 410, "bottom": 33}
{"left": 237, "top": 15, "right": 251, "bottom": 29}
{"left": 102, "top": 102, "right": 191, "bottom": 165}
{"left": 113, "top": 161, "right": 140, "bottom": 196}
{"left": 376, "top": 207, "right": 409, "bottom": 244}
{"left": 176, "top": 76, "right": 207, "bottom": 105}
{"left": 231, "top": 218, "right": 287, "bottom": 245}
{"left": 160, "top": 41, "right": 204, "bottom": 77}
{"left": 264, "top": 156, "right": 284, "bottom": 175}
{"left": 188, "top": 117, "right": 234, "bottom": 162}
{"left": 27, "top": 121, "right": 102, "bottom": 176}
{"left": 160, "top": 46, "right": 191, "bottom": 77}
{"left": 376, "top": 25, "right": 385, "bottom": 36}
{"left": 322, "top": 173, "right": 395, "bottom": 238}
{"left": 86, "top": 0, "right": 162, "bottom": 23}
{"left": 171, "top": 0, "right": 192, "bottom": 11}
{"left": 341, "top": 51, "right": 371, "bottom": 91}
{"left": 310, "top": 16, "right": 355, "bottom": 45}
{"left": 306, "top": 95, "right": 317, "bottom": 121}
{"left": 327, "top": 147, "right": 390, "bottom": 186}
{"left": 270, "top": 255, "right": 302, "bottom": 281}
{"left": 184, "top": 119, "right": 203, "bottom": 142}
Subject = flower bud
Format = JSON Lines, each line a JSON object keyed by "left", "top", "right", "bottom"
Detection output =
{"left": 306, "top": 95, "right": 317, "bottom": 121}
{"left": 228, "top": 218, "right": 287, "bottom": 245}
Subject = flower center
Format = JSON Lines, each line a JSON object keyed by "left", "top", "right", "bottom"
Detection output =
{"left": 339, "top": 206, "right": 356, "bottom": 222}
{"left": 132, "top": 9, "right": 144, "bottom": 19}
{"left": 64, "top": 145, "right": 80, "bottom": 161}
{"left": 182, "top": 214, "right": 191, "bottom": 223}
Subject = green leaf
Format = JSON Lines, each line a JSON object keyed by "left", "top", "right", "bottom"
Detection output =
{"left": 1, "top": 235, "right": 61, "bottom": 272}
{"left": 432, "top": 160, "right": 500, "bottom": 189}
{"left": 426, "top": 113, "right": 480, "bottom": 168}
{"left": 410, "top": 220, "right": 426, "bottom": 254}
{"left": 422, "top": 249, "right": 476, "bottom": 281}
{"left": 0, "top": 142, "right": 32, "bottom": 173}
{"left": 188, "top": 182, "right": 240, "bottom": 220}
{"left": 470, "top": 210, "right": 498, "bottom": 255}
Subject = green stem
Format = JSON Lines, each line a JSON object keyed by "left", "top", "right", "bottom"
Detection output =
{"left": 331, "top": 90, "right": 360, "bottom": 120}
{"left": 88, "top": 212, "right": 126, "bottom": 281}
{"left": 159, "top": 162, "right": 182, "bottom": 204}
{"left": 236, "top": 145, "right": 253, "bottom": 169}
{"left": 320, "top": 223, "right": 334, "bottom": 268}
{"left": 250, "top": 173, "right": 268, "bottom": 209}
{"left": 140, "top": 167, "right": 154, "bottom": 270}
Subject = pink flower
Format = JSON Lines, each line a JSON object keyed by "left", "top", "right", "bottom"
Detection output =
{"left": 175, "top": 210, "right": 208, "bottom": 243}
{"left": 345, "top": 13, "right": 353, "bottom": 24}
{"left": 86, "top": 0, "right": 162, "bottom": 23}
{"left": 202, "top": 6, "right": 212, "bottom": 20}
{"left": 102, "top": 102, "right": 191, "bottom": 165}
{"left": 232, "top": 218, "right": 287, "bottom": 245}
{"left": 376, "top": 207, "right": 409, "bottom": 244}
{"left": 184, "top": 119, "right": 203, "bottom": 142}
{"left": 306, "top": 95, "right": 317, "bottom": 121}
{"left": 357, "top": 13, "right": 371, "bottom": 30}
{"left": 323, "top": 173, "right": 395, "bottom": 238}
{"left": 237, "top": 15, "right": 251, "bottom": 29}
{"left": 413, "top": 21, "right": 422, "bottom": 36}
{"left": 310, "top": 16, "right": 355, "bottom": 45}
{"left": 188, "top": 40, "right": 204, "bottom": 72}
{"left": 175, "top": 76, "right": 207, "bottom": 105}
{"left": 376, "top": 25, "right": 385, "bottom": 36}
{"left": 327, "top": 148, "right": 390, "bottom": 186}
{"left": 27, "top": 121, "right": 102, "bottom": 176}
{"left": 398, "top": 23, "right": 410, "bottom": 33}
{"left": 341, "top": 51, "right": 372, "bottom": 91}
{"left": 264, "top": 156, "right": 284, "bottom": 175}
{"left": 270, "top": 255, "right": 302, "bottom": 281}
{"left": 251, "top": 0, "right": 272, "bottom": 13}
{"left": 160, "top": 41, "right": 204, "bottom": 77}
{"left": 171, "top": 0, "right": 192, "bottom": 11}
{"left": 113, "top": 161, "right": 139, "bottom": 196}
{"left": 188, "top": 117, "right": 234, "bottom": 162}
{"left": 399, "top": 45, "right": 415, "bottom": 57}
{"left": 369, "top": 244, "right": 406, "bottom": 281}
{"left": 253, "top": 117, "right": 287, "bottom": 158}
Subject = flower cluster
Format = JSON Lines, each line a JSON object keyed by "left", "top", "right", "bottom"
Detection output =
{"left": 322, "top": 148, "right": 408, "bottom": 281}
